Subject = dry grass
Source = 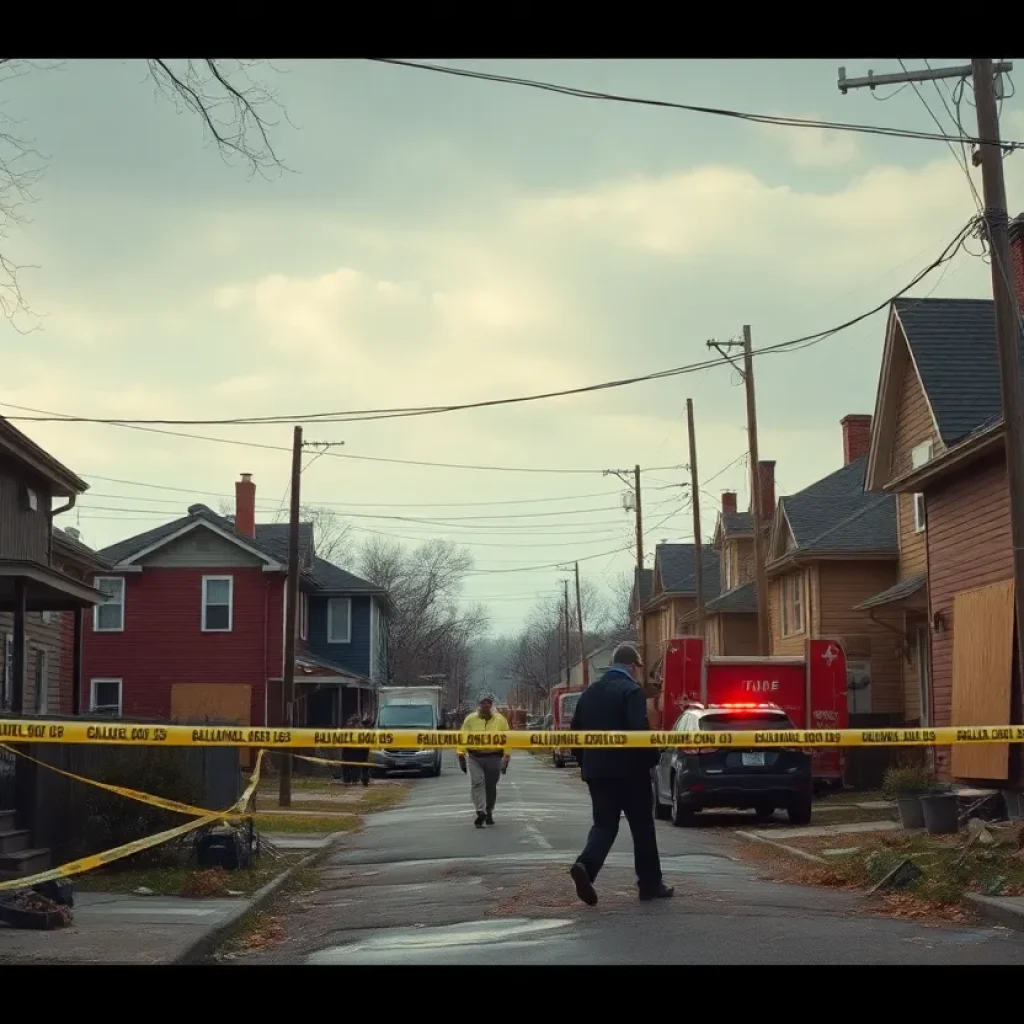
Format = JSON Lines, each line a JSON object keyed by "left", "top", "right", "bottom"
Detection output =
{"left": 253, "top": 812, "right": 361, "bottom": 835}
{"left": 78, "top": 856, "right": 302, "bottom": 897}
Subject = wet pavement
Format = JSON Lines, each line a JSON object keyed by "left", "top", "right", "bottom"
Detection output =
{"left": 221, "top": 752, "right": 1024, "bottom": 965}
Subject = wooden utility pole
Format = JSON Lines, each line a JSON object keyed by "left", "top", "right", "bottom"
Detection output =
{"left": 562, "top": 578, "right": 571, "bottom": 687}
{"left": 633, "top": 463, "right": 648, "bottom": 685}
{"left": 574, "top": 561, "right": 588, "bottom": 686}
{"left": 278, "top": 425, "right": 303, "bottom": 809}
{"left": 707, "top": 329, "right": 770, "bottom": 654}
{"left": 686, "top": 399, "right": 706, "bottom": 639}
{"left": 839, "top": 58, "right": 1024, "bottom": 709}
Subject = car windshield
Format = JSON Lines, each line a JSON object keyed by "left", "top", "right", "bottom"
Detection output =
{"left": 378, "top": 705, "right": 435, "bottom": 728}
{"left": 700, "top": 713, "right": 793, "bottom": 731}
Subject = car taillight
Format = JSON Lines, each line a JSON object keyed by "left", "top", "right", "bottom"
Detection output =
{"left": 785, "top": 747, "right": 816, "bottom": 756}
{"left": 681, "top": 747, "right": 716, "bottom": 755}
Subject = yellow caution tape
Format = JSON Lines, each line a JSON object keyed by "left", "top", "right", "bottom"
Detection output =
{"left": 294, "top": 754, "right": 377, "bottom": 769}
{"left": 0, "top": 744, "right": 249, "bottom": 821}
{"left": 2, "top": 720, "right": 1024, "bottom": 749}
{"left": 0, "top": 751, "right": 266, "bottom": 894}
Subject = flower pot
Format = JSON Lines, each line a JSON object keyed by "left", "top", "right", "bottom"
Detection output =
{"left": 920, "top": 792, "right": 959, "bottom": 835}
{"left": 896, "top": 794, "right": 925, "bottom": 829}
{"left": 1002, "top": 790, "right": 1024, "bottom": 822}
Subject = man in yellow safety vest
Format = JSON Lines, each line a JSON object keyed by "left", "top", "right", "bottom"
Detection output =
{"left": 457, "top": 695, "right": 511, "bottom": 828}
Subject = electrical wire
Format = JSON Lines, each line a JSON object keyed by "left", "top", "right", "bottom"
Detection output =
{"left": 366, "top": 58, "right": 1024, "bottom": 150}
{"left": 0, "top": 217, "right": 978, "bottom": 441}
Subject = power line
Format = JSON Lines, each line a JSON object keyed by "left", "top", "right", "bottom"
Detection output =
{"left": 366, "top": 58, "right": 1024, "bottom": 150}
{"left": 0, "top": 219, "right": 977, "bottom": 438}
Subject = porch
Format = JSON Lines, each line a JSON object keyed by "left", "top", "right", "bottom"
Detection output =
{"left": 294, "top": 653, "right": 375, "bottom": 728}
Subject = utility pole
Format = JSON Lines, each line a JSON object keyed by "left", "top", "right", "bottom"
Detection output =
{"left": 562, "top": 578, "right": 571, "bottom": 687}
{"left": 279, "top": 425, "right": 303, "bottom": 809}
{"left": 632, "top": 463, "right": 648, "bottom": 685}
{"left": 840, "top": 59, "right": 1024, "bottom": 711}
{"left": 574, "top": 561, "right": 588, "bottom": 686}
{"left": 708, "top": 328, "right": 770, "bottom": 655}
{"left": 686, "top": 399, "right": 706, "bottom": 639}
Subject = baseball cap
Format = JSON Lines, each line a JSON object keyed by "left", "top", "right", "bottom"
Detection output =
{"left": 611, "top": 643, "right": 643, "bottom": 667}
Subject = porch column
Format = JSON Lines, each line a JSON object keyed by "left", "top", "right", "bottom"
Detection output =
{"left": 11, "top": 578, "right": 26, "bottom": 715}
{"left": 72, "top": 607, "right": 84, "bottom": 715}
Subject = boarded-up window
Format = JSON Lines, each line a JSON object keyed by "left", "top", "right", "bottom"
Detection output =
{"left": 950, "top": 579, "right": 1014, "bottom": 781}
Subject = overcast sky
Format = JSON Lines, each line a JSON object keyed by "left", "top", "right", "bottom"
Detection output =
{"left": 2, "top": 58, "right": 1022, "bottom": 635}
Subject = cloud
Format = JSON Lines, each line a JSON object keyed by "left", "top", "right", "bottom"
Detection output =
{"left": 763, "top": 115, "right": 861, "bottom": 168}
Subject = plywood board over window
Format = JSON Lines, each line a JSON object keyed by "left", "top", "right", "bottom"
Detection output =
{"left": 171, "top": 684, "right": 253, "bottom": 769}
{"left": 950, "top": 579, "right": 1014, "bottom": 781}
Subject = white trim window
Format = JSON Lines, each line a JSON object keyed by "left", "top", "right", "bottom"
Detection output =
{"left": 90, "top": 678, "right": 122, "bottom": 717}
{"left": 911, "top": 442, "right": 932, "bottom": 533}
{"left": 93, "top": 577, "right": 125, "bottom": 632}
{"left": 723, "top": 547, "right": 734, "bottom": 591}
{"left": 34, "top": 648, "right": 47, "bottom": 715}
{"left": 202, "top": 576, "right": 234, "bottom": 632}
{"left": 298, "top": 593, "right": 309, "bottom": 641}
{"left": 327, "top": 597, "right": 352, "bottom": 644}
{"left": 781, "top": 573, "right": 805, "bottom": 637}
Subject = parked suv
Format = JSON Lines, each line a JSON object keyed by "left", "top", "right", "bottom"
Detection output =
{"left": 652, "top": 703, "right": 812, "bottom": 827}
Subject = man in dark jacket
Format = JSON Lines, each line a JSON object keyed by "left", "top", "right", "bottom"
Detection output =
{"left": 568, "top": 643, "right": 673, "bottom": 906}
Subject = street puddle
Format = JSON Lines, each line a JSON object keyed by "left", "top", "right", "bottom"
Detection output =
{"left": 308, "top": 918, "right": 572, "bottom": 961}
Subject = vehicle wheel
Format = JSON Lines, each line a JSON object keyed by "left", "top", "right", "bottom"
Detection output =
{"left": 787, "top": 796, "right": 813, "bottom": 826}
{"left": 432, "top": 759, "right": 442, "bottom": 777}
{"left": 754, "top": 803, "right": 775, "bottom": 823}
{"left": 671, "top": 776, "right": 697, "bottom": 827}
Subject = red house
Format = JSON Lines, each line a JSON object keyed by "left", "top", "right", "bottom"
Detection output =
{"left": 83, "top": 474, "right": 389, "bottom": 730}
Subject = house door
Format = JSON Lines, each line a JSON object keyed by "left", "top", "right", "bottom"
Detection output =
{"left": 916, "top": 626, "right": 931, "bottom": 728}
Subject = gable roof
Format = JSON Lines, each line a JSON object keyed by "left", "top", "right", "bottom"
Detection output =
{"left": 705, "top": 580, "right": 757, "bottom": 615}
{"left": 97, "top": 504, "right": 383, "bottom": 597}
{"left": 769, "top": 457, "right": 897, "bottom": 567}
{"left": 653, "top": 543, "right": 721, "bottom": 601}
{"left": 53, "top": 526, "right": 111, "bottom": 571}
{"left": 0, "top": 417, "right": 90, "bottom": 496}
{"left": 713, "top": 508, "right": 755, "bottom": 549}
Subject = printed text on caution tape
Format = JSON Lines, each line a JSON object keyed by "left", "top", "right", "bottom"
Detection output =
{"left": 4, "top": 720, "right": 1024, "bottom": 748}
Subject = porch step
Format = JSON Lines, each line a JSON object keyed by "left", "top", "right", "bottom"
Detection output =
{"left": 0, "top": 811, "right": 14, "bottom": 833}
{"left": 0, "top": 847, "right": 51, "bottom": 880}
{"left": 0, "top": 829, "right": 31, "bottom": 855}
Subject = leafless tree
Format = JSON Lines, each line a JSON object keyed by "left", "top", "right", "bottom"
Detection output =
{"left": 0, "top": 58, "right": 288, "bottom": 327}
{"left": 608, "top": 570, "right": 636, "bottom": 632}
{"left": 357, "top": 536, "right": 488, "bottom": 709}
{"left": 216, "top": 498, "right": 351, "bottom": 566}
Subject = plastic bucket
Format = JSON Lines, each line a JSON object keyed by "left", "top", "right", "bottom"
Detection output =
{"left": 921, "top": 793, "right": 959, "bottom": 835}
{"left": 896, "top": 795, "right": 925, "bottom": 829}
{"left": 1003, "top": 790, "right": 1024, "bottom": 821}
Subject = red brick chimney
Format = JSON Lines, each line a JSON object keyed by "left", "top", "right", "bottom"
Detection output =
{"left": 1010, "top": 214, "right": 1023, "bottom": 306}
{"left": 841, "top": 414, "right": 872, "bottom": 465}
{"left": 756, "top": 460, "right": 776, "bottom": 522}
{"left": 722, "top": 491, "right": 737, "bottom": 516}
{"left": 235, "top": 473, "right": 256, "bottom": 538}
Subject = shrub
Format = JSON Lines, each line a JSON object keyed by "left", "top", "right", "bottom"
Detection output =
{"left": 882, "top": 763, "right": 938, "bottom": 800}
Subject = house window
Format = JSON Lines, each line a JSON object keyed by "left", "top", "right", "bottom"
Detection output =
{"left": 298, "top": 593, "right": 309, "bottom": 641}
{"left": 724, "top": 547, "right": 734, "bottom": 591}
{"left": 781, "top": 573, "right": 805, "bottom": 637}
{"left": 90, "top": 678, "right": 122, "bottom": 717}
{"left": 202, "top": 576, "right": 234, "bottom": 632}
{"left": 911, "top": 442, "right": 932, "bottom": 533}
{"left": 24, "top": 485, "right": 38, "bottom": 512}
{"left": 34, "top": 649, "right": 47, "bottom": 715}
{"left": 93, "top": 577, "right": 125, "bottom": 632}
{"left": 327, "top": 597, "right": 352, "bottom": 644}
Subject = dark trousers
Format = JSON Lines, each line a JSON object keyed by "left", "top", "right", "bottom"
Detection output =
{"left": 577, "top": 776, "right": 662, "bottom": 893}
{"left": 341, "top": 749, "right": 370, "bottom": 785}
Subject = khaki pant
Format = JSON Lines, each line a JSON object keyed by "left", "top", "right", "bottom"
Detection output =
{"left": 468, "top": 754, "right": 502, "bottom": 814}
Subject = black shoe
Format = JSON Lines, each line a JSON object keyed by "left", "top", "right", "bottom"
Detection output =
{"left": 474, "top": 813, "right": 486, "bottom": 828}
{"left": 569, "top": 862, "right": 598, "bottom": 906}
{"left": 485, "top": 812, "right": 494, "bottom": 825}
{"left": 639, "top": 883, "right": 675, "bottom": 901}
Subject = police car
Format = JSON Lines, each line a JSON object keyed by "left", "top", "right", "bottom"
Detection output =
{"left": 651, "top": 702, "right": 813, "bottom": 827}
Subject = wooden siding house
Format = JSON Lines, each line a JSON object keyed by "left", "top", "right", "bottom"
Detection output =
{"left": 766, "top": 418, "right": 903, "bottom": 727}
{"left": 863, "top": 214, "right": 1024, "bottom": 787}
{"left": 704, "top": 460, "right": 776, "bottom": 655}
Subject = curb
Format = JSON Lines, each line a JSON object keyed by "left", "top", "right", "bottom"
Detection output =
{"left": 172, "top": 839, "right": 340, "bottom": 965}
{"left": 965, "top": 894, "right": 1024, "bottom": 933}
{"left": 734, "top": 830, "right": 827, "bottom": 865}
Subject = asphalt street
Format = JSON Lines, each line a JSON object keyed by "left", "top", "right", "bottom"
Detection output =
{"left": 226, "top": 751, "right": 1024, "bottom": 965}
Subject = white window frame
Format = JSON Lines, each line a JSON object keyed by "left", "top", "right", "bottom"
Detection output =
{"left": 327, "top": 597, "right": 352, "bottom": 644}
{"left": 911, "top": 442, "right": 932, "bottom": 534}
{"left": 93, "top": 576, "right": 125, "bottom": 633}
{"left": 90, "top": 678, "right": 123, "bottom": 717}
{"left": 298, "top": 593, "right": 309, "bottom": 641}
{"left": 34, "top": 648, "right": 47, "bottom": 716}
{"left": 201, "top": 575, "right": 234, "bottom": 633}
{"left": 782, "top": 573, "right": 805, "bottom": 638}
{"left": 723, "top": 547, "right": 734, "bottom": 591}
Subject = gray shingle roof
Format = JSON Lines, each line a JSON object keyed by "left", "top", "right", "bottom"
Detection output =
{"left": 53, "top": 526, "right": 110, "bottom": 567}
{"left": 893, "top": 295, "right": 1024, "bottom": 447}
{"left": 654, "top": 544, "right": 721, "bottom": 600}
{"left": 705, "top": 581, "right": 757, "bottom": 614}
{"left": 636, "top": 567, "right": 653, "bottom": 604}
{"left": 777, "top": 457, "right": 897, "bottom": 558}
{"left": 721, "top": 510, "right": 753, "bottom": 537}
{"left": 854, "top": 574, "right": 926, "bottom": 611}
{"left": 96, "top": 505, "right": 380, "bottom": 595}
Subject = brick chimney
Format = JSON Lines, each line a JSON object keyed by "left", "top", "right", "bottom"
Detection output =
{"left": 841, "top": 414, "right": 872, "bottom": 466}
{"left": 756, "top": 460, "right": 776, "bottom": 522}
{"left": 1010, "top": 213, "right": 1023, "bottom": 306}
{"left": 722, "top": 491, "right": 737, "bottom": 516}
{"left": 235, "top": 473, "right": 256, "bottom": 538}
